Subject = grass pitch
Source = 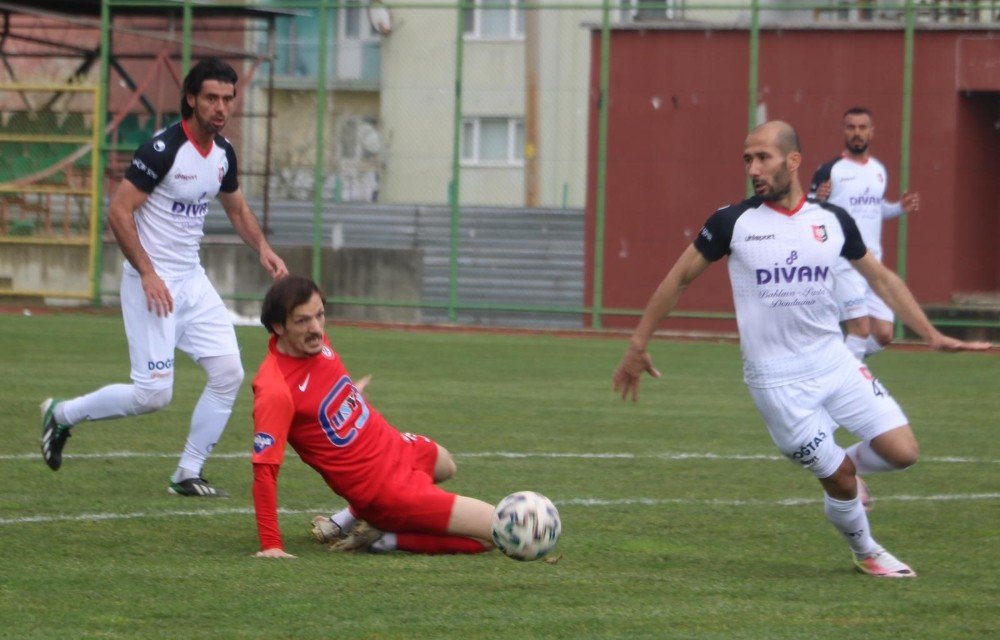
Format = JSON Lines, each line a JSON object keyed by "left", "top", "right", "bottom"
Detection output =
{"left": 1, "top": 312, "right": 997, "bottom": 639}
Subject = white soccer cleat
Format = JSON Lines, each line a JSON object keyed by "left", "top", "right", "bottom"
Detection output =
{"left": 853, "top": 546, "right": 916, "bottom": 578}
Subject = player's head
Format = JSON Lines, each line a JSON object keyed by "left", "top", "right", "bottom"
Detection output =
{"left": 181, "top": 58, "right": 238, "bottom": 134}
{"left": 261, "top": 275, "right": 328, "bottom": 357}
{"left": 842, "top": 107, "right": 874, "bottom": 156}
{"left": 743, "top": 120, "right": 802, "bottom": 202}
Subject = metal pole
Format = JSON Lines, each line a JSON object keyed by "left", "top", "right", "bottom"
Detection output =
{"left": 91, "top": 0, "right": 112, "bottom": 304}
{"left": 312, "top": 0, "right": 330, "bottom": 283}
{"left": 746, "top": 0, "right": 760, "bottom": 197}
{"left": 182, "top": 0, "right": 192, "bottom": 74}
{"left": 524, "top": 4, "right": 540, "bottom": 207}
{"left": 895, "top": 0, "right": 916, "bottom": 340}
{"left": 590, "top": 0, "right": 611, "bottom": 329}
{"left": 447, "top": 0, "right": 466, "bottom": 323}
{"left": 263, "top": 16, "right": 276, "bottom": 234}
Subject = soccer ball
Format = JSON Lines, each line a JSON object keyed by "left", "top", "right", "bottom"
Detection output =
{"left": 491, "top": 491, "right": 561, "bottom": 561}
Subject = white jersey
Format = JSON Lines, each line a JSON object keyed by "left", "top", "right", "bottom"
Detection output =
{"left": 808, "top": 155, "right": 900, "bottom": 264}
{"left": 122, "top": 120, "right": 239, "bottom": 279}
{"left": 694, "top": 196, "right": 867, "bottom": 388}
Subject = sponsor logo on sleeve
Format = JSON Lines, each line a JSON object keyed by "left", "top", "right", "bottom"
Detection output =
{"left": 131, "top": 158, "right": 158, "bottom": 180}
{"left": 153, "top": 140, "right": 166, "bottom": 152}
{"left": 253, "top": 433, "right": 276, "bottom": 454}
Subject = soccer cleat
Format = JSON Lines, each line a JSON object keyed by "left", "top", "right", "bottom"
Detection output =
{"left": 327, "top": 521, "right": 382, "bottom": 552}
{"left": 167, "top": 477, "right": 229, "bottom": 498}
{"left": 857, "top": 476, "right": 873, "bottom": 512}
{"left": 853, "top": 546, "right": 916, "bottom": 578}
{"left": 40, "top": 398, "right": 72, "bottom": 471}
{"left": 311, "top": 515, "right": 349, "bottom": 544}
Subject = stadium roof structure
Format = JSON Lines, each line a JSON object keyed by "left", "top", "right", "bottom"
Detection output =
{"left": 0, "top": 0, "right": 297, "bottom": 229}
{"left": 0, "top": 0, "right": 297, "bottom": 21}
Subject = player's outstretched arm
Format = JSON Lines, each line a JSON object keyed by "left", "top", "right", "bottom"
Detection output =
{"left": 613, "top": 245, "right": 713, "bottom": 402}
{"left": 852, "top": 253, "right": 992, "bottom": 352}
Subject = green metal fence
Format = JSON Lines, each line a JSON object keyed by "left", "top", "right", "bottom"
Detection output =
{"left": 0, "top": 0, "right": 997, "bottom": 335}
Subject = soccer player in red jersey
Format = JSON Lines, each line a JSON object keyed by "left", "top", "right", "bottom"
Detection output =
{"left": 251, "top": 275, "right": 495, "bottom": 558}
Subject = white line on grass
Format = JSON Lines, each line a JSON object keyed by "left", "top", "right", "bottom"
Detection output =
{"left": 2, "top": 493, "right": 998, "bottom": 527}
{"left": 2, "top": 451, "right": 997, "bottom": 464}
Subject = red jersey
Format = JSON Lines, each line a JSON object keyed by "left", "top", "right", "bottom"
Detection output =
{"left": 251, "top": 334, "right": 400, "bottom": 550}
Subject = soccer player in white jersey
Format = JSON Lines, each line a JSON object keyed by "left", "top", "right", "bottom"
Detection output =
{"left": 613, "top": 121, "right": 990, "bottom": 577}
{"left": 808, "top": 107, "right": 920, "bottom": 361}
{"left": 40, "top": 59, "right": 289, "bottom": 497}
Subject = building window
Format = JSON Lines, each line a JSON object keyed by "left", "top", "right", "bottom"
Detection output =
{"left": 617, "top": 0, "right": 684, "bottom": 22}
{"left": 461, "top": 117, "right": 524, "bottom": 166}
{"left": 463, "top": 0, "right": 525, "bottom": 40}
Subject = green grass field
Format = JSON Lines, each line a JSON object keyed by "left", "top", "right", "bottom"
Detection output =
{"left": 1, "top": 312, "right": 997, "bottom": 639}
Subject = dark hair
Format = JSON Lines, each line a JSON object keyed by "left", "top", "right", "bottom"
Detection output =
{"left": 260, "top": 275, "right": 325, "bottom": 334}
{"left": 843, "top": 106, "right": 872, "bottom": 120}
{"left": 181, "top": 58, "right": 238, "bottom": 119}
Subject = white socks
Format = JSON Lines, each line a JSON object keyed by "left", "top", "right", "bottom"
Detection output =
{"left": 844, "top": 334, "right": 886, "bottom": 361}
{"left": 865, "top": 335, "right": 884, "bottom": 357}
{"left": 824, "top": 494, "right": 877, "bottom": 555}
{"left": 330, "top": 508, "right": 357, "bottom": 532}
{"left": 845, "top": 441, "right": 898, "bottom": 475}
{"left": 370, "top": 533, "right": 397, "bottom": 553}
{"left": 845, "top": 334, "right": 868, "bottom": 361}
{"left": 56, "top": 384, "right": 172, "bottom": 425}
{"left": 175, "top": 354, "right": 244, "bottom": 480}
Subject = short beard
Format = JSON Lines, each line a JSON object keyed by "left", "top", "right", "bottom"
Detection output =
{"left": 760, "top": 162, "right": 791, "bottom": 202}
{"left": 846, "top": 140, "right": 869, "bottom": 155}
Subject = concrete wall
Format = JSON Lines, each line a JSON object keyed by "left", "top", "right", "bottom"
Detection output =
{"left": 0, "top": 239, "right": 422, "bottom": 323}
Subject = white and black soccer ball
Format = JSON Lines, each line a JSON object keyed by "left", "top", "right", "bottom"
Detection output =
{"left": 491, "top": 491, "right": 561, "bottom": 561}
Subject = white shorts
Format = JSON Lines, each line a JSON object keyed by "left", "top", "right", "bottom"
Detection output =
{"left": 833, "top": 267, "right": 893, "bottom": 323}
{"left": 121, "top": 269, "right": 239, "bottom": 389}
{"left": 748, "top": 353, "right": 908, "bottom": 479}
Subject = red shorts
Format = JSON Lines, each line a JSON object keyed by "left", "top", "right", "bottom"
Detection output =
{"left": 352, "top": 432, "right": 457, "bottom": 534}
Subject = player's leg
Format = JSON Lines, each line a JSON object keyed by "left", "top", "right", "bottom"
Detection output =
{"left": 42, "top": 273, "right": 175, "bottom": 470}
{"left": 843, "top": 316, "right": 871, "bottom": 360}
{"left": 834, "top": 267, "right": 870, "bottom": 361}
{"left": 330, "top": 433, "right": 493, "bottom": 554}
{"left": 170, "top": 274, "right": 243, "bottom": 497}
{"left": 749, "top": 371, "right": 913, "bottom": 577}
{"left": 434, "top": 444, "right": 457, "bottom": 483}
{"left": 823, "top": 357, "right": 916, "bottom": 576}
{"left": 311, "top": 507, "right": 358, "bottom": 543}
{"left": 865, "top": 289, "right": 896, "bottom": 355}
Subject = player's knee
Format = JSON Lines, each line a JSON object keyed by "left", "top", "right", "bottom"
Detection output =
{"left": 205, "top": 356, "right": 244, "bottom": 396}
{"left": 133, "top": 386, "right": 172, "bottom": 414}
{"left": 434, "top": 448, "right": 457, "bottom": 483}
{"left": 888, "top": 442, "right": 919, "bottom": 469}
{"left": 873, "top": 329, "right": 893, "bottom": 347}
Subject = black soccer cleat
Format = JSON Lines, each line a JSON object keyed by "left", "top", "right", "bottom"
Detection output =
{"left": 40, "top": 398, "right": 72, "bottom": 471}
{"left": 167, "top": 477, "right": 229, "bottom": 498}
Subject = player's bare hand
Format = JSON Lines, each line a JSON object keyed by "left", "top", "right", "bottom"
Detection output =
{"left": 140, "top": 272, "right": 173, "bottom": 317}
{"left": 260, "top": 246, "right": 289, "bottom": 280}
{"left": 929, "top": 335, "right": 993, "bottom": 353}
{"left": 814, "top": 180, "right": 831, "bottom": 201}
{"left": 355, "top": 374, "right": 372, "bottom": 393}
{"left": 612, "top": 345, "right": 661, "bottom": 403}
{"left": 901, "top": 190, "right": 920, "bottom": 215}
{"left": 253, "top": 548, "right": 296, "bottom": 559}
